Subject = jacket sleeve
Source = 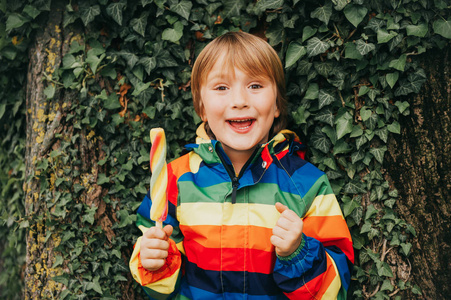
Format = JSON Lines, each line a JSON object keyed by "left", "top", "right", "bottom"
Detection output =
{"left": 129, "top": 162, "right": 185, "bottom": 300}
{"left": 273, "top": 172, "right": 354, "bottom": 299}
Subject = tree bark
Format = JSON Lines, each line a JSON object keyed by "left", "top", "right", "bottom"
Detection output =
{"left": 385, "top": 46, "right": 451, "bottom": 299}
{"left": 23, "top": 1, "right": 106, "bottom": 298}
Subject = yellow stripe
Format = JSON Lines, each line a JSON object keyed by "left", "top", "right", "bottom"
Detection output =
{"left": 143, "top": 267, "right": 180, "bottom": 294}
{"left": 177, "top": 202, "right": 279, "bottom": 228}
{"left": 304, "top": 194, "right": 343, "bottom": 217}
{"left": 321, "top": 252, "right": 341, "bottom": 299}
{"left": 188, "top": 151, "right": 202, "bottom": 174}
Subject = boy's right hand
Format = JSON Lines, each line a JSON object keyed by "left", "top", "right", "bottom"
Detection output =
{"left": 140, "top": 225, "right": 173, "bottom": 271}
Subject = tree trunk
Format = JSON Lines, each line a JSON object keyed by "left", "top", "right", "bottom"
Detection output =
{"left": 23, "top": 2, "right": 107, "bottom": 298}
{"left": 385, "top": 46, "right": 451, "bottom": 299}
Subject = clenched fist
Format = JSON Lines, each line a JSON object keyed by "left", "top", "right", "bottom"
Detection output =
{"left": 140, "top": 225, "right": 173, "bottom": 271}
{"left": 270, "top": 202, "right": 304, "bottom": 257}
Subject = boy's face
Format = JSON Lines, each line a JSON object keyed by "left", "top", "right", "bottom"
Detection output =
{"left": 200, "top": 55, "right": 279, "bottom": 160}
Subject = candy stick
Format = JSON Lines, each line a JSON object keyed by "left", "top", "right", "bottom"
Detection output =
{"left": 149, "top": 128, "right": 168, "bottom": 228}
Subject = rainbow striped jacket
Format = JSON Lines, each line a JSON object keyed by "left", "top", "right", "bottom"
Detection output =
{"left": 130, "top": 129, "right": 354, "bottom": 300}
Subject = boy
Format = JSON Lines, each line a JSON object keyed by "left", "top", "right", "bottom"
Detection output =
{"left": 130, "top": 31, "right": 354, "bottom": 299}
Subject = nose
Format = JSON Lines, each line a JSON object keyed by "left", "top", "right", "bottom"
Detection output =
{"left": 231, "top": 87, "right": 249, "bottom": 109}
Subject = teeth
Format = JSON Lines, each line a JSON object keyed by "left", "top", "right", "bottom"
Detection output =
{"left": 229, "top": 119, "right": 252, "bottom": 122}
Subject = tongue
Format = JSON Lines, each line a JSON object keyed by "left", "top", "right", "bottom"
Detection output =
{"left": 230, "top": 120, "right": 253, "bottom": 129}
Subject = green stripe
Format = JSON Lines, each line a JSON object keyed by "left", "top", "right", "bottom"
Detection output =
{"left": 178, "top": 181, "right": 230, "bottom": 204}
{"left": 301, "top": 174, "right": 334, "bottom": 213}
{"left": 136, "top": 213, "right": 154, "bottom": 228}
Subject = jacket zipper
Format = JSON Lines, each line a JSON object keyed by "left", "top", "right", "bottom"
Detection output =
{"left": 217, "top": 146, "right": 260, "bottom": 204}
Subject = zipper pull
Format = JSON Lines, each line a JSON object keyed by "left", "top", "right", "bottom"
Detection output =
{"left": 231, "top": 177, "right": 239, "bottom": 204}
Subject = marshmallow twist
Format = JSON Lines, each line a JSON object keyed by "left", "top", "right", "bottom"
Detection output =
{"left": 149, "top": 128, "right": 168, "bottom": 228}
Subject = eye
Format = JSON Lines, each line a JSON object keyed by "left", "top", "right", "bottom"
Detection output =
{"left": 249, "top": 84, "right": 263, "bottom": 89}
{"left": 215, "top": 85, "right": 228, "bottom": 91}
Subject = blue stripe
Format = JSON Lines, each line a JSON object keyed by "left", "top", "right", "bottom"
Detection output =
{"left": 273, "top": 235, "right": 327, "bottom": 292}
{"left": 325, "top": 246, "right": 351, "bottom": 291}
{"left": 180, "top": 283, "right": 287, "bottom": 300}
{"left": 178, "top": 163, "right": 229, "bottom": 187}
{"left": 137, "top": 194, "right": 178, "bottom": 227}
{"left": 184, "top": 261, "right": 281, "bottom": 295}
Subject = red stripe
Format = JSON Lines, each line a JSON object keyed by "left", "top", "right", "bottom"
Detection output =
{"left": 284, "top": 271, "right": 323, "bottom": 299}
{"left": 149, "top": 133, "right": 162, "bottom": 167}
{"left": 184, "top": 239, "right": 276, "bottom": 273}
{"left": 275, "top": 149, "right": 289, "bottom": 160}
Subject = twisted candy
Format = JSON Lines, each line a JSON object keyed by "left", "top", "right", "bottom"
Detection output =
{"left": 149, "top": 128, "right": 168, "bottom": 227}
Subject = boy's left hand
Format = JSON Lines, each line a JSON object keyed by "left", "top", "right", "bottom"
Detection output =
{"left": 270, "top": 202, "right": 304, "bottom": 257}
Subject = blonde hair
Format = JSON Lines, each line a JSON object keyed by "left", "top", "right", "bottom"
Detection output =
{"left": 191, "top": 31, "right": 287, "bottom": 139}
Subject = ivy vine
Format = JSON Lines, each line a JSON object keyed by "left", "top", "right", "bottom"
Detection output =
{"left": 0, "top": 0, "right": 449, "bottom": 299}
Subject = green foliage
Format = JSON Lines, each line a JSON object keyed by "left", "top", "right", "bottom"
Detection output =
{"left": 1, "top": 0, "right": 450, "bottom": 298}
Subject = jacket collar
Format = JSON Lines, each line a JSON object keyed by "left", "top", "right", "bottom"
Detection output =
{"left": 186, "top": 123, "right": 306, "bottom": 175}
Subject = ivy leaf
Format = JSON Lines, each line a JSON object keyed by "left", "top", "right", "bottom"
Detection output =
{"left": 311, "top": 128, "right": 331, "bottom": 153}
{"left": 387, "top": 121, "right": 401, "bottom": 134}
{"left": 377, "top": 29, "right": 398, "bottom": 43}
{"left": 344, "top": 181, "right": 365, "bottom": 194}
{"left": 314, "top": 108, "right": 334, "bottom": 126}
{"left": 369, "top": 146, "right": 387, "bottom": 164}
{"left": 106, "top": 1, "right": 126, "bottom": 26}
{"left": 170, "top": 0, "right": 192, "bottom": 20}
{"left": 255, "top": 0, "right": 284, "bottom": 12}
{"left": 306, "top": 37, "right": 330, "bottom": 57}
{"left": 103, "top": 93, "right": 121, "bottom": 110}
{"left": 266, "top": 22, "right": 285, "bottom": 46}
{"left": 318, "top": 89, "right": 336, "bottom": 109}
{"left": 332, "top": 0, "right": 348, "bottom": 11}
{"left": 285, "top": 41, "right": 306, "bottom": 68}
{"left": 304, "top": 83, "right": 318, "bottom": 100}
{"left": 344, "top": 42, "right": 363, "bottom": 60}
{"left": 6, "top": 13, "right": 30, "bottom": 31}
{"left": 80, "top": 5, "right": 101, "bottom": 27}
{"left": 162, "top": 21, "right": 184, "bottom": 43}
{"left": 142, "top": 0, "right": 154, "bottom": 7}
{"left": 344, "top": 4, "right": 368, "bottom": 27}
{"left": 433, "top": 18, "right": 451, "bottom": 39}
{"left": 118, "top": 50, "right": 139, "bottom": 69}
{"left": 333, "top": 139, "right": 353, "bottom": 155}
{"left": 406, "top": 22, "right": 428, "bottom": 37}
{"left": 139, "top": 57, "right": 157, "bottom": 75}
{"left": 335, "top": 111, "right": 353, "bottom": 139}
{"left": 44, "top": 84, "right": 56, "bottom": 100}
{"left": 360, "top": 106, "right": 372, "bottom": 121}
{"left": 386, "top": 72, "right": 399, "bottom": 88}
{"left": 400, "top": 242, "right": 412, "bottom": 256}
{"left": 311, "top": 2, "right": 332, "bottom": 25}
{"left": 377, "top": 261, "right": 394, "bottom": 277}
{"left": 356, "top": 39, "right": 375, "bottom": 55}
{"left": 222, "top": 0, "right": 244, "bottom": 18}
{"left": 302, "top": 26, "right": 317, "bottom": 42}
{"left": 157, "top": 51, "right": 178, "bottom": 67}
{"left": 0, "top": 104, "right": 5, "bottom": 120}
{"left": 131, "top": 11, "right": 149, "bottom": 37}
{"left": 389, "top": 54, "right": 407, "bottom": 71}
{"left": 23, "top": 5, "right": 41, "bottom": 19}
{"left": 343, "top": 197, "right": 360, "bottom": 217}
{"left": 86, "top": 51, "right": 105, "bottom": 74}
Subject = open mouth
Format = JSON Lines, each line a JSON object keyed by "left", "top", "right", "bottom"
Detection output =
{"left": 227, "top": 118, "right": 255, "bottom": 130}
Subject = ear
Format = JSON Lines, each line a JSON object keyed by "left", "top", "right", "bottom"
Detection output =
{"left": 274, "top": 104, "right": 280, "bottom": 118}
{"left": 199, "top": 102, "right": 207, "bottom": 122}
